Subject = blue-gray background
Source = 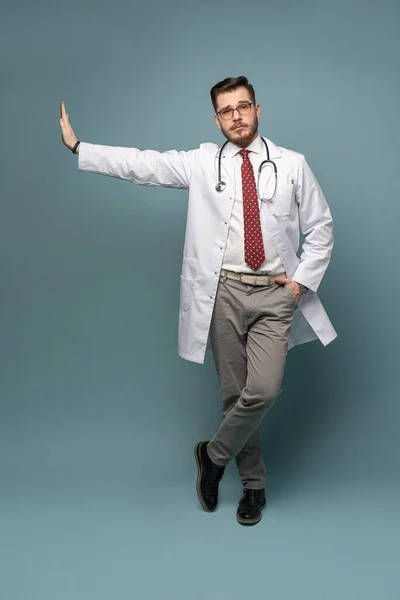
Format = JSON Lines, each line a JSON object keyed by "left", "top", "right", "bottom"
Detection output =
{"left": 1, "top": 0, "right": 399, "bottom": 598}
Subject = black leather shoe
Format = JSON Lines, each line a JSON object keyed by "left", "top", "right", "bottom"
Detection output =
{"left": 236, "top": 488, "right": 267, "bottom": 526}
{"left": 194, "top": 441, "right": 226, "bottom": 512}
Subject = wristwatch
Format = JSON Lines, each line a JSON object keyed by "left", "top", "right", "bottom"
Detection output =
{"left": 294, "top": 281, "right": 309, "bottom": 296}
{"left": 298, "top": 283, "right": 309, "bottom": 296}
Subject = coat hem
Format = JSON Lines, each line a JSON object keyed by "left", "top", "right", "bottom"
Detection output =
{"left": 178, "top": 349, "right": 205, "bottom": 364}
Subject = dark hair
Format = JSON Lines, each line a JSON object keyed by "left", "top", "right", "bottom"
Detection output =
{"left": 210, "top": 76, "right": 256, "bottom": 112}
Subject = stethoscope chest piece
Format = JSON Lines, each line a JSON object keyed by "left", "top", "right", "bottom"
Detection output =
{"left": 215, "top": 181, "right": 226, "bottom": 193}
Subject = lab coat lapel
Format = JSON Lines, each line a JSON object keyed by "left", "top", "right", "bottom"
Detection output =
{"left": 261, "top": 198, "right": 299, "bottom": 277}
{"left": 258, "top": 137, "right": 282, "bottom": 198}
{"left": 219, "top": 146, "right": 235, "bottom": 192}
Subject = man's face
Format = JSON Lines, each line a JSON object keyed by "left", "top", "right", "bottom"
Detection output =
{"left": 214, "top": 87, "right": 261, "bottom": 148}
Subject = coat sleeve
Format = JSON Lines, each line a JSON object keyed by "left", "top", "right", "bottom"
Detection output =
{"left": 78, "top": 142, "right": 199, "bottom": 189}
{"left": 291, "top": 155, "right": 334, "bottom": 293}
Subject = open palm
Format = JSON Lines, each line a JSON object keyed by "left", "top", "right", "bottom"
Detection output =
{"left": 59, "top": 101, "right": 78, "bottom": 150}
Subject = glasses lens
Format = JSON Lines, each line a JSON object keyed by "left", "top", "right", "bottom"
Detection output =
{"left": 238, "top": 103, "right": 251, "bottom": 115}
{"left": 219, "top": 108, "right": 233, "bottom": 120}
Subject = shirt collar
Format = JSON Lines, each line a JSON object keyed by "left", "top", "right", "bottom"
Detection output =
{"left": 227, "top": 135, "right": 264, "bottom": 158}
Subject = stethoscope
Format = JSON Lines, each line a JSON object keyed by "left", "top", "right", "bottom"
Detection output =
{"left": 215, "top": 137, "right": 278, "bottom": 201}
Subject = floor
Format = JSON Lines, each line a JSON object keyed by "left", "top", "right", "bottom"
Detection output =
{"left": 1, "top": 462, "right": 398, "bottom": 600}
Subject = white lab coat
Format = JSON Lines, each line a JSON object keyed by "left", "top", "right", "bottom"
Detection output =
{"left": 78, "top": 136, "right": 337, "bottom": 364}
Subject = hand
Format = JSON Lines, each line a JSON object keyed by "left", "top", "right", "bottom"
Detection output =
{"left": 274, "top": 276, "right": 301, "bottom": 304}
{"left": 59, "top": 101, "right": 79, "bottom": 151}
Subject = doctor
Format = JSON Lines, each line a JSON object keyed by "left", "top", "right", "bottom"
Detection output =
{"left": 59, "top": 76, "right": 336, "bottom": 526}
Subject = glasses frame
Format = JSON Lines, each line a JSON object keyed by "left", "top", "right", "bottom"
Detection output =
{"left": 216, "top": 102, "right": 254, "bottom": 120}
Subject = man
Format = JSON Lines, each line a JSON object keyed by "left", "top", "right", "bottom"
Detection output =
{"left": 60, "top": 76, "right": 336, "bottom": 526}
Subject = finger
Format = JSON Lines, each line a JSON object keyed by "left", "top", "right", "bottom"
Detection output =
{"left": 60, "top": 101, "right": 69, "bottom": 123}
{"left": 59, "top": 112, "right": 70, "bottom": 131}
{"left": 274, "top": 277, "right": 289, "bottom": 284}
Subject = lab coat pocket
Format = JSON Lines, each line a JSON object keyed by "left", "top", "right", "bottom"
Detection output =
{"left": 180, "top": 258, "right": 197, "bottom": 312}
{"left": 267, "top": 183, "right": 295, "bottom": 217}
{"left": 180, "top": 276, "right": 195, "bottom": 312}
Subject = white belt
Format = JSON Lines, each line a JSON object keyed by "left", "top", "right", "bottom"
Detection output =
{"left": 220, "top": 269, "right": 286, "bottom": 286}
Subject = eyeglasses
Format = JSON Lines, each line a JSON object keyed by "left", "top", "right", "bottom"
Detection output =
{"left": 217, "top": 102, "right": 254, "bottom": 120}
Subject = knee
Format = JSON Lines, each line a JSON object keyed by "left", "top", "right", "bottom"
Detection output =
{"left": 242, "top": 379, "right": 279, "bottom": 411}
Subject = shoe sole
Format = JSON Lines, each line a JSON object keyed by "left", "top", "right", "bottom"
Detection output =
{"left": 194, "top": 442, "right": 215, "bottom": 512}
{"left": 236, "top": 500, "right": 267, "bottom": 526}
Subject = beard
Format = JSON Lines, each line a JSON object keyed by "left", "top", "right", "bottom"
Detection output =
{"left": 224, "top": 116, "right": 259, "bottom": 148}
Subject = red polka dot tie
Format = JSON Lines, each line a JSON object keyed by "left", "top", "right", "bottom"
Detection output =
{"left": 239, "top": 149, "right": 265, "bottom": 271}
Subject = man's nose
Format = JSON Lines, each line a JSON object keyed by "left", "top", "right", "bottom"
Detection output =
{"left": 232, "top": 109, "right": 242, "bottom": 120}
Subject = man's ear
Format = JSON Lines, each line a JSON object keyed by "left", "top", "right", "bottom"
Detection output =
{"left": 215, "top": 114, "right": 222, "bottom": 130}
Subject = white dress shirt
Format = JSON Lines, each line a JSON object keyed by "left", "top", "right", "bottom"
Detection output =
{"left": 222, "top": 135, "right": 285, "bottom": 274}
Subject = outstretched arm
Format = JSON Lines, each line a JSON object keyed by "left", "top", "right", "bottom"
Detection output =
{"left": 59, "top": 101, "right": 195, "bottom": 189}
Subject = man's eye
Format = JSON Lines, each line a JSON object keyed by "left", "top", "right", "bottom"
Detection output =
{"left": 221, "top": 109, "right": 231, "bottom": 117}
{"left": 239, "top": 103, "right": 250, "bottom": 110}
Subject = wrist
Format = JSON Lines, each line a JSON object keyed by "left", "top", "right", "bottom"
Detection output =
{"left": 293, "top": 280, "right": 308, "bottom": 295}
{"left": 299, "top": 284, "right": 309, "bottom": 295}
{"left": 71, "top": 140, "right": 80, "bottom": 154}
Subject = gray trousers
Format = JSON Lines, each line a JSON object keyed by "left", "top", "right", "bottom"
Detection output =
{"left": 207, "top": 276, "right": 296, "bottom": 489}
